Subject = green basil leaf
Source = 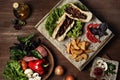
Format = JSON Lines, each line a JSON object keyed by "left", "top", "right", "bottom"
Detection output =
{"left": 10, "top": 49, "right": 27, "bottom": 60}
{"left": 17, "top": 33, "right": 35, "bottom": 44}
{"left": 67, "top": 20, "right": 84, "bottom": 38}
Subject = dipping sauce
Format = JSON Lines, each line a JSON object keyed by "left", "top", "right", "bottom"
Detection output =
{"left": 93, "top": 67, "right": 104, "bottom": 78}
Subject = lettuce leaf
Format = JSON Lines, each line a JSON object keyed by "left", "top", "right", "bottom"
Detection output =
{"left": 67, "top": 20, "right": 84, "bottom": 38}
{"left": 3, "top": 60, "right": 27, "bottom": 80}
{"left": 45, "top": 4, "right": 69, "bottom": 36}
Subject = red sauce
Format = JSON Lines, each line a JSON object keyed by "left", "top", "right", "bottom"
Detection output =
{"left": 93, "top": 67, "right": 104, "bottom": 78}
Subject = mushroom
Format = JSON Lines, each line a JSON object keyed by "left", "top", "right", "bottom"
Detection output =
{"left": 24, "top": 69, "right": 33, "bottom": 78}
{"left": 101, "top": 62, "right": 108, "bottom": 71}
{"left": 96, "top": 60, "right": 104, "bottom": 65}
{"left": 32, "top": 73, "right": 42, "bottom": 80}
{"left": 34, "top": 76, "right": 42, "bottom": 80}
{"left": 28, "top": 78, "right": 34, "bottom": 80}
{"left": 32, "top": 73, "right": 39, "bottom": 78}
{"left": 96, "top": 60, "right": 108, "bottom": 71}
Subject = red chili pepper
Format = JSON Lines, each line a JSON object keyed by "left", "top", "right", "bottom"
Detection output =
{"left": 86, "top": 23, "right": 101, "bottom": 43}
{"left": 28, "top": 59, "right": 46, "bottom": 75}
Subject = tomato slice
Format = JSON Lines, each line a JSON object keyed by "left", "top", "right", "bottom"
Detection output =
{"left": 86, "top": 23, "right": 100, "bottom": 43}
{"left": 86, "top": 32, "right": 100, "bottom": 43}
{"left": 87, "top": 23, "right": 100, "bottom": 32}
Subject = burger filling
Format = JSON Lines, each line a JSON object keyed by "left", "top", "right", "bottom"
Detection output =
{"left": 56, "top": 16, "right": 73, "bottom": 37}
{"left": 65, "top": 5, "right": 87, "bottom": 19}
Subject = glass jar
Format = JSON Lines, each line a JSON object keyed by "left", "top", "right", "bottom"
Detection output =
{"left": 13, "top": 2, "right": 30, "bottom": 20}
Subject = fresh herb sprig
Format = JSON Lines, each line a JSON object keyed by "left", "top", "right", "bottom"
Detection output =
{"left": 105, "top": 62, "right": 116, "bottom": 75}
{"left": 10, "top": 34, "right": 41, "bottom": 60}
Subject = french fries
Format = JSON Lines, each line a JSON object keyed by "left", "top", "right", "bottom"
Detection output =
{"left": 71, "top": 39, "right": 79, "bottom": 50}
{"left": 67, "top": 38, "right": 93, "bottom": 62}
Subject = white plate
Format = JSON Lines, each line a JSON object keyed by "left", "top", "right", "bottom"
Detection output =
{"left": 90, "top": 57, "right": 119, "bottom": 80}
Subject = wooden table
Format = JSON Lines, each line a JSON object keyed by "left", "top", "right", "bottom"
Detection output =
{"left": 0, "top": 0, "right": 120, "bottom": 80}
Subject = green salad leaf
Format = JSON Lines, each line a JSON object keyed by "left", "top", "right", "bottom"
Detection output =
{"left": 67, "top": 20, "right": 84, "bottom": 38}
{"left": 45, "top": 8, "right": 60, "bottom": 36}
{"left": 59, "top": 4, "right": 70, "bottom": 16}
{"left": 45, "top": 4, "right": 69, "bottom": 36}
{"left": 3, "top": 60, "right": 27, "bottom": 80}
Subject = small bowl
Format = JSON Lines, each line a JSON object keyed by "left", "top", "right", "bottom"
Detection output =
{"left": 41, "top": 45, "right": 54, "bottom": 80}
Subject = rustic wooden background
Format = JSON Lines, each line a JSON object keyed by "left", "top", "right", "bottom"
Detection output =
{"left": 0, "top": 0, "right": 120, "bottom": 80}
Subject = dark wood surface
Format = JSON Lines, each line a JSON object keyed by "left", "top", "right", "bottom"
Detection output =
{"left": 0, "top": 0, "right": 120, "bottom": 80}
